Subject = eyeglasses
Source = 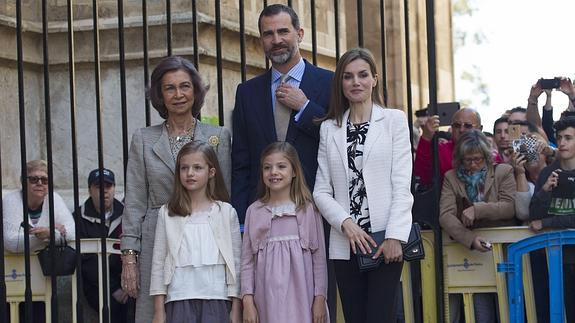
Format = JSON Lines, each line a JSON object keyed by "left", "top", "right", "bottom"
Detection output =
{"left": 28, "top": 176, "right": 48, "bottom": 185}
{"left": 463, "top": 156, "right": 485, "bottom": 165}
{"left": 451, "top": 122, "right": 475, "bottom": 130}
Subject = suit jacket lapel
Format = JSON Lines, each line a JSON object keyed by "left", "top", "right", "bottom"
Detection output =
{"left": 254, "top": 70, "right": 276, "bottom": 142}
{"left": 299, "top": 61, "right": 319, "bottom": 103}
{"left": 363, "top": 105, "right": 385, "bottom": 163}
{"left": 152, "top": 124, "right": 176, "bottom": 174}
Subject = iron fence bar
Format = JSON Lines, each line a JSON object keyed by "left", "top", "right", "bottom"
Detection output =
{"left": 310, "top": 0, "right": 317, "bottom": 66}
{"left": 356, "top": 0, "right": 363, "bottom": 47}
{"left": 379, "top": 0, "right": 388, "bottom": 105}
{"left": 215, "top": 0, "right": 224, "bottom": 126}
{"left": 425, "top": 0, "right": 444, "bottom": 322}
{"left": 91, "top": 1, "right": 111, "bottom": 322}
{"left": 263, "top": 0, "right": 269, "bottom": 69}
{"left": 166, "top": 0, "right": 172, "bottom": 56}
{"left": 16, "top": 0, "right": 33, "bottom": 320}
{"left": 143, "top": 0, "right": 151, "bottom": 127}
{"left": 404, "top": 0, "right": 413, "bottom": 145}
{"left": 333, "top": 0, "right": 340, "bottom": 62}
{"left": 118, "top": 0, "right": 129, "bottom": 179}
{"left": 41, "top": 1, "right": 61, "bottom": 321}
{"left": 239, "top": 0, "right": 246, "bottom": 82}
{"left": 0, "top": 95, "right": 5, "bottom": 323}
{"left": 66, "top": 0, "right": 84, "bottom": 321}
{"left": 192, "top": 0, "right": 199, "bottom": 70}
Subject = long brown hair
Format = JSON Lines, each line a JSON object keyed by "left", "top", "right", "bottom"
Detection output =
{"left": 256, "top": 142, "right": 313, "bottom": 211}
{"left": 322, "top": 48, "right": 384, "bottom": 127}
{"left": 168, "top": 141, "right": 229, "bottom": 217}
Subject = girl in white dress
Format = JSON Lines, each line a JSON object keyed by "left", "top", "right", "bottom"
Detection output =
{"left": 150, "top": 142, "right": 241, "bottom": 323}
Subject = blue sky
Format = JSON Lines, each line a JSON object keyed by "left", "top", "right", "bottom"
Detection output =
{"left": 453, "top": 0, "right": 575, "bottom": 131}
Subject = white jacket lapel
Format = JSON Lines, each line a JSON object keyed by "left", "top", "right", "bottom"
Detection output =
{"left": 363, "top": 105, "right": 385, "bottom": 163}
{"left": 332, "top": 109, "right": 350, "bottom": 179}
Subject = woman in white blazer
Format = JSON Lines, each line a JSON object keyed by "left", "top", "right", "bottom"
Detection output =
{"left": 313, "top": 48, "right": 413, "bottom": 323}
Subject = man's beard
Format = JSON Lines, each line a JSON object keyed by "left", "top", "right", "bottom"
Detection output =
{"left": 266, "top": 44, "right": 296, "bottom": 65}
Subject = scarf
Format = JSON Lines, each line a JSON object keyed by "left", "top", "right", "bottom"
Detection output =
{"left": 456, "top": 166, "right": 487, "bottom": 203}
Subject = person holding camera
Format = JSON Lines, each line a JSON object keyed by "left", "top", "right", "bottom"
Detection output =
{"left": 439, "top": 130, "right": 517, "bottom": 323}
{"left": 529, "top": 116, "right": 575, "bottom": 322}
{"left": 527, "top": 77, "right": 575, "bottom": 145}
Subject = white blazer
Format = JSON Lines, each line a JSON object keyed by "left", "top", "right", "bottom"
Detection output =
{"left": 149, "top": 201, "right": 241, "bottom": 298}
{"left": 313, "top": 105, "right": 414, "bottom": 260}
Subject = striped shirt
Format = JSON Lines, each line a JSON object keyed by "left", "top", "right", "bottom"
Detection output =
{"left": 270, "top": 58, "right": 309, "bottom": 122}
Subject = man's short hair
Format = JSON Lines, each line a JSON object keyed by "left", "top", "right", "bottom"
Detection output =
{"left": 258, "top": 4, "right": 300, "bottom": 33}
{"left": 483, "top": 131, "right": 493, "bottom": 138}
{"left": 509, "top": 106, "right": 527, "bottom": 114}
{"left": 554, "top": 116, "right": 575, "bottom": 133}
{"left": 493, "top": 116, "right": 509, "bottom": 133}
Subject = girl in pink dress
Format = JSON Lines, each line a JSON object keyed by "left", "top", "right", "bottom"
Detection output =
{"left": 241, "top": 142, "right": 328, "bottom": 323}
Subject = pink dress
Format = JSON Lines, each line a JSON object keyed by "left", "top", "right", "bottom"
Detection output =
{"left": 241, "top": 202, "right": 328, "bottom": 323}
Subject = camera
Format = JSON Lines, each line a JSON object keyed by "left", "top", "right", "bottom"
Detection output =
{"left": 539, "top": 77, "right": 561, "bottom": 90}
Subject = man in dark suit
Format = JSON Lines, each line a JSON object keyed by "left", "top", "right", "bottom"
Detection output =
{"left": 232, "top": 4, "right": 334, "bottom": 222}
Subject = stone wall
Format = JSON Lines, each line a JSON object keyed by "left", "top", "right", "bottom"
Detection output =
{"left": 0, "top": 0, "right": 453, "bottom": 194}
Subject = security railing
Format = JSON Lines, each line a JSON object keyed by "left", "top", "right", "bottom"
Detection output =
{"left": 0, "top": 1, "right": 444, "bottom": 322}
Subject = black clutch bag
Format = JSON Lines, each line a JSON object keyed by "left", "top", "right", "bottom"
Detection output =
{"left": 37, "top": 240, "right": 77, "bottom": 276}
{"left": 357, "top": 223, "right": 424, "bottom": 272}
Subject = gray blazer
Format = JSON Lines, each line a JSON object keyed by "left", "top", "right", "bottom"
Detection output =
{"left": 120, "top": 120, "right": 231, "bottom": 322}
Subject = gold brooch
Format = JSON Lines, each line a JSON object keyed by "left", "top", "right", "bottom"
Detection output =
{"left": 208, "top": 135, "right": 220, "bottom": 147}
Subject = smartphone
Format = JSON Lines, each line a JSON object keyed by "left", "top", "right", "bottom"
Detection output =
{"left": 539, "top": 77, "right": 561, "bottom": 90}
{"left": 428, "top": 102, "right": 460, "bottom": 126}
{"left": 480, "top": 241, "right": 492, "bottom": 250}
{"left": 509, "top": 124, "right": 522, "bottom": 140}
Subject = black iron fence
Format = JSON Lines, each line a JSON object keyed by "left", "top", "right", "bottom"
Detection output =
{"left": 1, "top": 0, "right": 442, "bottom": 322}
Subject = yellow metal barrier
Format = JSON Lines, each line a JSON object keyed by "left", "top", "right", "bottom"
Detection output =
{"left": 422, "top": 226, "right": 538, "bottom": 323}
{"left": 4, "top": 238, "right": 120, "bottom": 323}
{"left": 4, "top": 252, "right": 52, "bottom": 323}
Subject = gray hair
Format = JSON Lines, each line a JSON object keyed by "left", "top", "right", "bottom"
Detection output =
{"left": 453, "top": 130, "right": 493, "bottom": 169}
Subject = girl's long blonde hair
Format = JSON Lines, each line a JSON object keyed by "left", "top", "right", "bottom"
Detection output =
{"left": 256, "top": 142, "right": 313, "bottom": 211}
{"left": 168, "top": 141, "right": 229, "bottom": 217}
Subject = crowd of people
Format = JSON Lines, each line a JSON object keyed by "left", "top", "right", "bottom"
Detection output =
{"left": 3, "top": 3, "right": 575, "bottom": 323}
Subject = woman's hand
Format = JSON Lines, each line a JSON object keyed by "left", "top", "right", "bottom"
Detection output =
{"left": 230, "top": 298, "right": 242, "bottom": 323}
{"left": 461, "top": 206, "right": 476, "bottom": 227}
{"left": 341, "top": 218, "right": 377, "bottom": 255}
{"left": 312, "top": 295, "right": 327, "bottom": 323}
{"left": 121, "top": 254, "right": 140, "bottom": 298}
{"left": 529, "top": 220, "right": 543, "bottom": 232}
{"left": 542, "top": 170, "right": 560, "bottom": 192}
{"left": 55, "top": 223, "right": 67, "bottom": 237}
{"left": 510, "top": 152, "right": 526, "bottom": 175}
{"left": 242, "top": 295, "right": 259, "bottom": 323}
{"left": 29, "top": 226, "right": 50, "bottom": 240}
{"left": 373, "top": 239, "right": 403, "bottom": 264}
{"left": 471, "top": 236, "right": 491, "bottom": 252}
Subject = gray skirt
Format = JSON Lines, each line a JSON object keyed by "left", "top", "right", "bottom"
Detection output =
{"left": 165, "top": 299, "right": 231, "bottom": 323}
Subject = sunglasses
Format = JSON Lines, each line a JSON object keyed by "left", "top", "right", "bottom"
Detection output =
{"left": 451, "top": 122, "right": 475, "bottom": 130}
{"left": 28, "top": 176, "right": 49, "bottom": 185}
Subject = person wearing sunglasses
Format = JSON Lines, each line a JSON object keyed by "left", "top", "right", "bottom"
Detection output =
{"left": 414, "top": 107, "right": 483, "bottom": 187}
{"left": 3, "top": 159, "right": 75, "bottom": 253}
{"left": 439, "top": 130, "right": 517, "bottom": 323}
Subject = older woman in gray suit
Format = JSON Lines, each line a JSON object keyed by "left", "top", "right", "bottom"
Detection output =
{"left": 120, "top": 56, "right": 231, "bottom": 322}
